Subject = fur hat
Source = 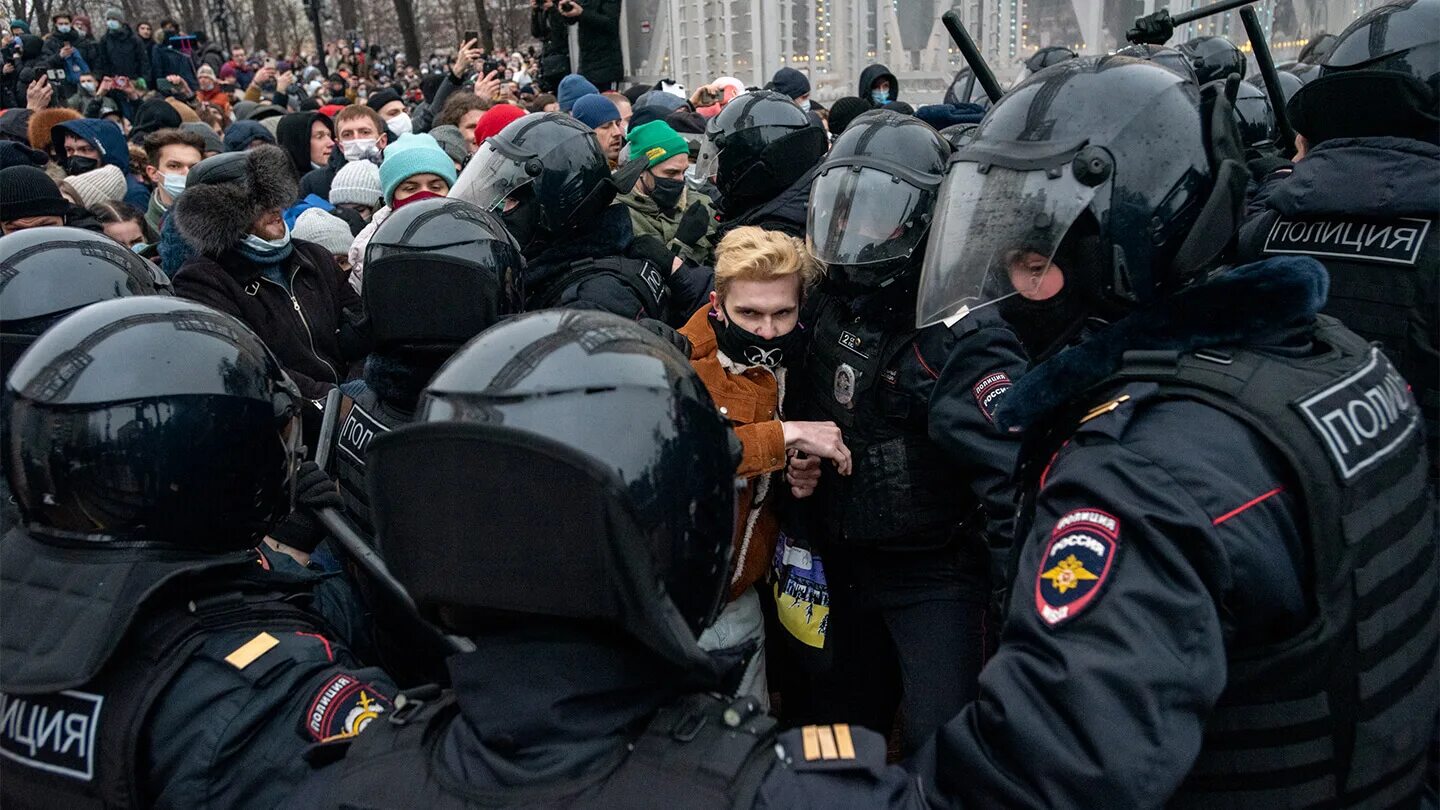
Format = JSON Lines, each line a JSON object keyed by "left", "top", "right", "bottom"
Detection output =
{"left": 173, "top": 144, "right": 298, "bottom": 256}
{"left": 27, "top": 107, "right": 80, "bottom": 155}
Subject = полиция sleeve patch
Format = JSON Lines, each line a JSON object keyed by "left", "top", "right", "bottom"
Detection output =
{"left": 1035, "top": 509, "right": 1120, "bottom": 627}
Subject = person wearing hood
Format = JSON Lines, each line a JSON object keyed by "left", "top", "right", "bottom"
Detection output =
{"left": 93, "top": 8, "right": 148, "bottom": 86}
{"left": 617, "top": 119, "right": 717, "bottom": 264}
{"left": 858, "top": 63, "right": 899, "bottom": 107}
{"left": 171, "top": 145, "right": 366, "bottom": 400}
{"left": 277, "top": 111, "right": 336, "bottom": 184}
{"left": 141, "top": 127, "right": 203, "bottom": 233}
{"left": 52, "top": 116, "right": 149, "bottom": 208}
{"left": 223, "top": 119, "right": 277, "bottom": 152}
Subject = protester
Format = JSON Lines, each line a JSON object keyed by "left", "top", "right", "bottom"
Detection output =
{"left": 276, "top": 111, "right": 336, "bottom": 180}
{"left": 58, "top": 161, "right": 125, "bottom": 207}
{"left": 93, "top": 8, "right": 148, "bottom": 86}
{"left": 571, "top": 92, "right": 623, "bottom": 164}
{"left": 89, "top": 197, "right": 156, "bottom": 249}
{"left": 348, "top": 132, "right": 456, "bottom": 289}
{"left": 0, "top": 164, "right": 71, "bottom": 232}
{"left": 618, "top": 119, "right": 716, "bottom": 263}
{"left": 293, "top": 206, "right": 356, "bottom": 273}
{"left": 328, "top": 158, "right": 384, "bottom": 224}
{"left": 141, "top": 127, "right": 204, "bottom": 233}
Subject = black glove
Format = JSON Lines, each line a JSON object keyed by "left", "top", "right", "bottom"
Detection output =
{"left": 630, "top": 234, "right": 678, "bottom": 274}
{"left": 1126, "top": 9, "right": 1174, "bottom": 45}
{"left": 267, "top": 461, "right": 343, "bottom": 553}
{"left": 638, "top": 318, "right": 692, "bottom": 357}
{"left": 673, "top": 201, "right": 711, "bottom": 248}
{"left": 1246, "top": 154, "right": 1293, "bottom": 183}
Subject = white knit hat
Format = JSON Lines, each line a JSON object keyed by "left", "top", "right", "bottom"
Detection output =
{"left": 293, "top": 208, "right": 355, "bottom": 256}
{"left": 59, "top": 164, "right": 126, "bottom": 209}
{"left": 328, "top": 160, "right": 383, "bottom": 209}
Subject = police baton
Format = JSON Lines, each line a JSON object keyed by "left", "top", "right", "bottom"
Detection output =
{"left": 316, "top": 506, "right": 476, "bottom": 655}
{"left": 1238, "top": 5, "right": 1297, "bottom": 155}
{"left": 942, "top": 10, "right": 1005, "bottom": 104}
{"left": 1127, "top": 0, "right": 1258, "bottom": 45}
{"left": 312, "top": 388, "right": 342, "bottom": 469}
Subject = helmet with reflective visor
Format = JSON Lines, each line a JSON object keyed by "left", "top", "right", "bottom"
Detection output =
{"left": 1179, "top": 35, "right": 1248, "bottom": 84}
{"left": 365, "top": 310, "right": 740, "bottom": 676}
{"left": 807, "top": 110, "right": 949, "bottom": 291}
{"left": 697, "top": 90, "right": 827, "bottom": 214}
{"left": 362, "top": 197, "right": 525, "bottom": 352}
{"left": 918, "top": 55, "right": 1249, "bottom": 328}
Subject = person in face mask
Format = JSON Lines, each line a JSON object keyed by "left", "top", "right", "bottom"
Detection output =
{"left": 141, "top": 127, "right": 204, "bottom": 234}
{"left": 857, "top": 64, "right": 899, "bottom": 108}
{"left": 673, "top": 224, "right": 853, "bottom": 709}
{"left": 52, "top": 117, "right": 151, "bottom": 209}
{"left": 345, "top": 133, "right": 457, "bottom": 292}
{"left": 192, "top": 64, "right": 231, "bottom": 115}
{"left": 172, "top": 146, "right": 368, "bottom": 401}
{"left": 617, "top": 119, "right": 718, "bottom": 265}
{"left": 366, "top": 87, "right": 412, "bottom": 138}
{"left": 297, "top": 105, "right": 388, "bottom": 203}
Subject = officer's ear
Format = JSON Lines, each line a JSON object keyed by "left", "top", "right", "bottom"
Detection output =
{"left": 1170, "top": 76, "right": 1248, "bottom": 284}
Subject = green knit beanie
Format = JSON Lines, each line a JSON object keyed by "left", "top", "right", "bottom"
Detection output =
{"left": 626, "top": 120, "right": 689, "bottom": 168}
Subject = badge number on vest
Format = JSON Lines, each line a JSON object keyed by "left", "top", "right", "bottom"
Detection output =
{"left": 336, "top": 406, "right": 388, "bottom": 466}
{"left": 1297, "top": 347, "right": 1419, "bottom": 480}
{"left": 838, "top": 331, "right": 867, "bottom": 358}
{"left": 0, "top": 690, "right": 104, "bottom": 780}
{"left": 1263, "top": 217, "right": 1431, "bottom": 266}
{"left": 1035, "top": 509, "right": 1119, "bottom": 627}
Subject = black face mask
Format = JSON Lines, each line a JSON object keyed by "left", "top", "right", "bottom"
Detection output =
{"left": 500, "top": 195, "right": 544, "bottom": 258}
{"left": 648, "top": 174, "right": 685, "bottom": 211}
{"left": 708, "top": 306, "right": 802, "bottom": 369}
{"left": 995, "top": 232, "right": 1106, "bottom": 361}
{"left": 65, "top": 155, "right": 99, "bottom": 176}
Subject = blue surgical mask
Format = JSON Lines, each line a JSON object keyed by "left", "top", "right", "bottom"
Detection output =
{"left": 57, "top": 24, "right": 72, "bottom": 33}
{"left": 871, "top": 89, "right": 890, "bottom": 105}
{"left": 106, "top": 19, "right": 121, "bottom": 31}
{"left": 161, "top": 171, "right": 186, "bottom": 199}
{"left": 130, "top": 242, "right": 147, "bottom": 254}
{"left": 242, "top": 225, "right": 292, "bottom": 253}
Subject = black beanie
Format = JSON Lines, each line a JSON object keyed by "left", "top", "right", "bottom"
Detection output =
{"left": 828, "top": 97, "right": 873, "bottom": 137}
{"left": 0, "top": 165, "right": 70, "bottom": 222}
{"left": 366, "top": 88, "right": 403, "bottom": 112}
{"left": 1288, "top": 70, "right": 1440, "bottom": 145}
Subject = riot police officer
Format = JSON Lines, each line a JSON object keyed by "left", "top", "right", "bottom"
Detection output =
{"left": 1238, "top": 0, "right": 1439, "bottom": 477}
{"left": 286, "top": 311, "right": 929, "bottom": 809}
{"left": 790, "top": 110, "right": 1028, "bottom": 754}
{"left": 904, "top": 53, "right": 1436, "bottom": 804}
{"left": 321, "top": 196, "right": 525, "bottom": 686}
{"left": 450, "top": 112, "right": 708, "bottom": 327}
{"left": 697, "top": 89, "right": 829, "bottom": 237}
{"left": 0, "top": 297, "right": 397, "bottom": 809}
{"left": 0, "top": 226, "right": 163, "bottom": 528}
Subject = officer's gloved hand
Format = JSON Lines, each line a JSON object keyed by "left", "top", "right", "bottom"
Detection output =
{"left": 337, "top": 304, "right": 373, "bottom": 362}
{"left": 637, "top": 318, "right": 692, "bottom": 358}
{"left": 673, "top": 201, "right": 711, "bottom": 248}
{"left": 631, "top": 234, "right": 682, "bottom": 276}
{"left": 1246, "top": 153, "right": 1293, "bottom": 183}
{"left": 267, "top": 461, "right": 343, "bottom": 554}
{"left": 1126, "top": 9, "right": 1174, "bottom": 45}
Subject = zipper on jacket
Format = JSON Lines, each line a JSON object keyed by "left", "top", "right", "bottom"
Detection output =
{"left": 260, "top": 271, "right": 339, "bottom": 383}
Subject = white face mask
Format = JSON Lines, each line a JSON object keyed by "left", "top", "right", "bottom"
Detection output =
{"left": 386, "top": 112, "right": 412, "bottom": 136}
{"left": 161, "top": 171, "right": 186, "bottom": 198}
{"left": 80, "top": 81, "right": 96, "bottom": 93}
{"left": 799, "top": 98, "right": 811, "bottom": 112}
{"left": 242, "top": 224, "right": 292, "bottom": 252}
{"left": 57, "top": 24, "right": 72, "bottom": 33}
{"left": 341, "top": 137, "right": 379, "bottom": 162}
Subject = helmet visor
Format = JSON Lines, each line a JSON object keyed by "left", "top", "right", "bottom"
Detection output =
{"left": 450, "top": 140, "right": 536, "bottom": 213}
{"left": 807, "top": 166, "right": 934, "bottom": 267}
{"left": 694, "top": 133, "right": 721, "bottom": 182}
{"left": 917, "top": 162, "right": 1097, "bottom": 327}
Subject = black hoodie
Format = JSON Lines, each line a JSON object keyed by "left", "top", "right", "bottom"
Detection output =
{"left": 276, "top": 111, "right": 333, "bottom": 179}
{"left": 857, "top": 63, "right": 899, "bottom": 104}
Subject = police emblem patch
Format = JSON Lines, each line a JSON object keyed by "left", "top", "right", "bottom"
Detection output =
{"left": 303, "top": 674, "right": 392, "bottom": 742}
{"left": 833, "top": 363, "right": 857, "bottom": 407}
{"left": 1035, "top": 508, "right": 1119, "bottom": 627}
{"left": 972, "top": 370, "right": 1013, "bottom": 423}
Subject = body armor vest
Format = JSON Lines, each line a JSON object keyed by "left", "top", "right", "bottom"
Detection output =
{"left": 795, "top": 294, "right": 969, "bottom": 548}
{"left": 1243, "top": 211, "right": 1439, "bottom": 476}
{"left": 531, "top": 255, "right": 671, "bottom": 321}
{"left": 0, "top": 593, "right": 331, "bottom": 810}
{"left": 311, "top": 691, "right": 778, "bottom": 809}
{"left": 1018, "top": 316, "right": 1437, "bottom": 807}
{"left": 330, "top": 383, "right": 409, "bottom": 542}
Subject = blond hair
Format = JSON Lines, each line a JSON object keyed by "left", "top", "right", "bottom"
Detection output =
{"left": 713, "top": 226, "right": 818, "bottom": 298}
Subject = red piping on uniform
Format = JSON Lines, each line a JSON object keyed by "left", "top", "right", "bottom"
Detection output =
{"left": 913, "top": 343, "right": 940, "bottom": 379}
{"left": 1040, "top": 440, "right": 1070, "bottom": 489}
{"left": 1212, "top": 486, "right": 1284, "bottom": 526}
{"left": 296, "top": 631, "right": 334, "bottom": 661}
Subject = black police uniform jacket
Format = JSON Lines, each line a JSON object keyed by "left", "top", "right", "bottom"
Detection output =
{"left": 523, "top": 203, "right": 710, "bottom": 328}
{"left": 786, "top": 283, "right": 1028, "bottom": 578}
{"left": 901, "top": 256, "right": 1437, "bottom": 807}
{"left": 0, "top": 536, "right": 397, "bottom": 810}
{"left": 1237, "top": 136, "right": 1439, "bottom": 477}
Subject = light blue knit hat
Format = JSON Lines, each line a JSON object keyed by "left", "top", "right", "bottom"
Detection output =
{"left": 378, "top": 133, "right": 458, "bottom": 206}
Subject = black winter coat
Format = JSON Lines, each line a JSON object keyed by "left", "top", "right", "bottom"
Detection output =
{"left": 172, "top": 240, "right": 366, "bottom": 399}
{"left": 566, "top": 0, "right": 623, "bottom": 86}
{"left": 94, "top": 26, "right": 148, "bottom": 81}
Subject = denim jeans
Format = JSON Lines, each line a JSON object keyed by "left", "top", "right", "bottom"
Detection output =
{"left": 697, "top": 587, "right": 769, "bottom": 710}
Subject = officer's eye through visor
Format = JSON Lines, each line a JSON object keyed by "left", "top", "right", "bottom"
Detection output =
{"left": 916, "top": 149, "right": 1101, "bottom": 327}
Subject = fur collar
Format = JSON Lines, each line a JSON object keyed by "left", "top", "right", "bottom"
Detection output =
{"left": 995, "top": 256, "right": 1329, "bottom": 432}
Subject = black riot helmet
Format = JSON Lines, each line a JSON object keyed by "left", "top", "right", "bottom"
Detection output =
{"left": 1114, "top": 43, "right": 1199, "bottom": 82}
{"left": 1024, "top": 46, "right": 1078, "bottom": 78}
{"left": 1248, "top": 68, "right": 1305, "bottom": 102}
{"left": 1226, "top": 78, "right": 1278, "bottom": 148}
{"left": 450, "top": 113, "right": 632, "bottom": 256}
{"left": 1289, "top": 0, "right": 1439, "bottom": 143}
{"left": 366, "top": 310, "right": 739, "bottom": 675}
{"left": 3, "top": 297, "right": 303, "bottom": 550}
{"left": 808, "top": 110, "right": 950, "bottom": 292}
{"left": 918, "top": 56, "right": 1249, "bottom": 344}
{"left": 0, "top": 226, "right": 163, "bottom": 378}
{"left": 362, "top": 197, "right": 525, "bottom": 353}
{"left": 1178, "top": 35, "right": 1248, "bottom": 84}
{"left": 697, "top": 90, "right": 828, "bottom": 215}
{"left": 944, "top": 67, "right": 991, "bottom": 106}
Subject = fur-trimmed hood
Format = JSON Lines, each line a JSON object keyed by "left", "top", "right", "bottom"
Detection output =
{"left": 173, "top": 145, "right": 299, "bottom": 257}
{"left": 995, "top": 256, "right": 1329, "bottom": 432}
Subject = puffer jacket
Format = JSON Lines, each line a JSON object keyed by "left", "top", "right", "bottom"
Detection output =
{"left": 678, "top": 303, "right": 787, "bottom": 599}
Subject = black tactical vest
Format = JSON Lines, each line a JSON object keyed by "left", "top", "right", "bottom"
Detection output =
{"left": 793, "top": 294, "right": 969, "bottom": 548}
{"left": 0, "top": 594, "right": 331, "bottom": 810}
{"left": 329, "top": 384, "right": 409, "bottom": 541}
{"left": 1241, "top": 211, "right": 1439, "bottom": 476}
{"left": 531, "top": 255, "right": 671, "bottom": 321}
{"left": 312, "top": 691, "right": 779, "bottom": 809}
{"left": 1018, "top": 316, "right": 1437, "bottom": 807}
